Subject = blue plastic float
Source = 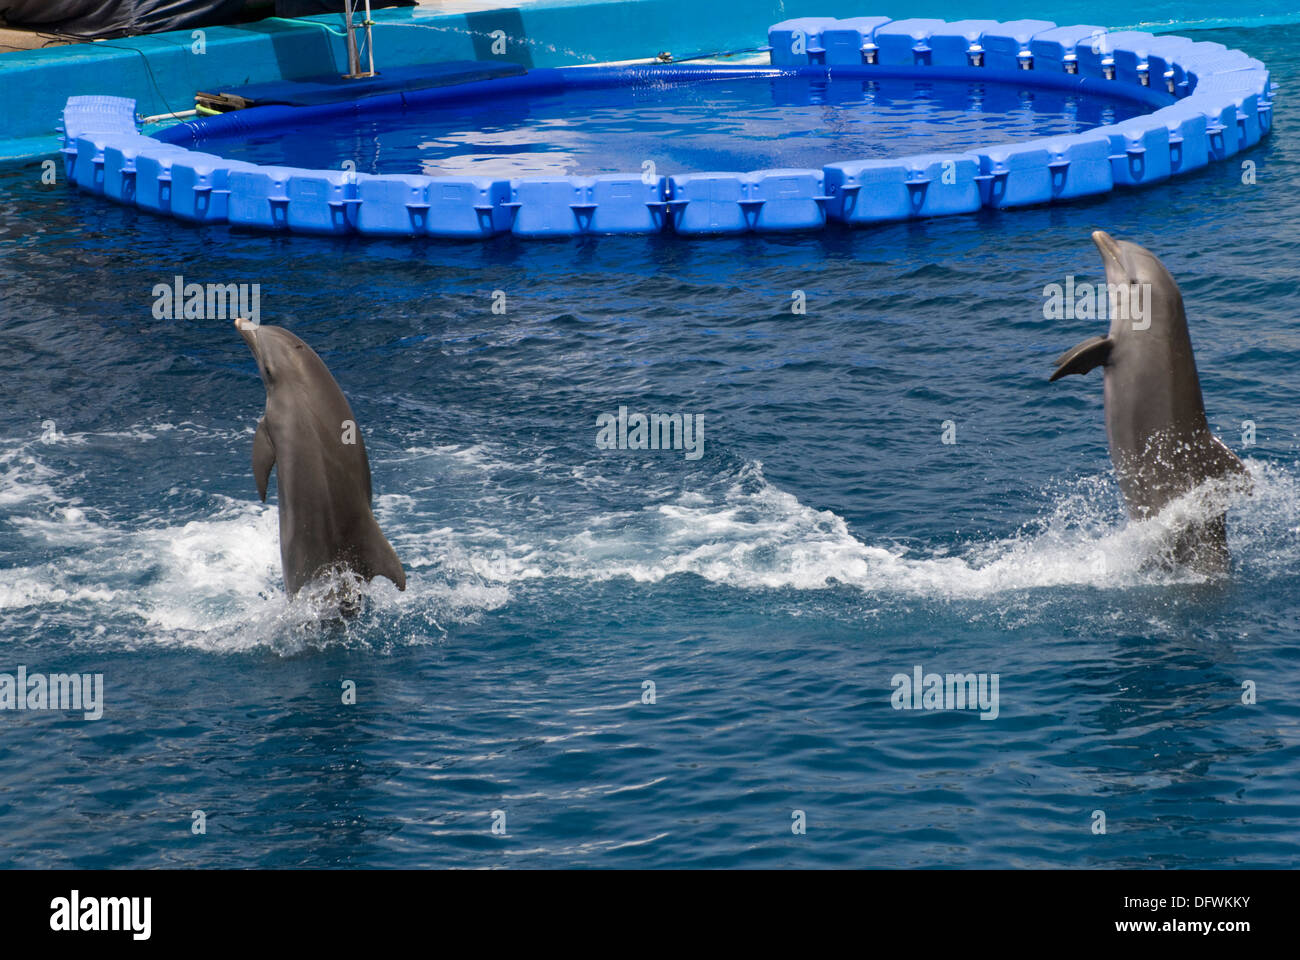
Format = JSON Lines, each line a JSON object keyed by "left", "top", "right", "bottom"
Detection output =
{"left": 59, "top": 17, "right": 1274, "bottom": 239}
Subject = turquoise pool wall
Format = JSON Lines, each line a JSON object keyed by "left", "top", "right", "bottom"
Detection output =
{"left": 1, "top": 0, "right": 1295, "bottom": 160}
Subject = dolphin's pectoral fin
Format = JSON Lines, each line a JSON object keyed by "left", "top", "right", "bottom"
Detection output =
{"left": 253, "top": 417, "right": 276, "bottom": 502}
{"left": 359, "top": 526, "right": 407, "bottom": 591}
{"left": 1049, "top": 336, "right": 1113, "bottom": 382}
{"left": 1205, "top": 434, "right": 1253, "bottom": 491}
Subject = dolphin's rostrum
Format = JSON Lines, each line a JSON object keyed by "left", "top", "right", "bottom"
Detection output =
{"left": 1050, "top": 231, "right": 1249, "bottom": 571}
{"left": 236, "top": 319, "right": 405, "bottom": 597}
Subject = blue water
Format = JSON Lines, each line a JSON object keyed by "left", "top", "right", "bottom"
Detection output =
{"left": 195, "top": 74, "right": 1151, "bottom": 177}
{"left": 1, "top": 24, "right": 1298, "bottom": 869}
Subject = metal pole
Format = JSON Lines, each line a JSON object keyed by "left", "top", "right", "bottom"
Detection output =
{"left": 364, "top": 0, "right": 375, "bottom": 76}
{"left": 343, "top": 0, "right": 362, "bottom": 78}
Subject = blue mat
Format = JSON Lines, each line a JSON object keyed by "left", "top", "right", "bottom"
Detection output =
{"left": 214, "top": 61, "right": 528, "bottom": 108}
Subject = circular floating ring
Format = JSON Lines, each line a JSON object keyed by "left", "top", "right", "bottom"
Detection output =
{"left": 59, "top": 17, "right": 1274, "bottom": 239}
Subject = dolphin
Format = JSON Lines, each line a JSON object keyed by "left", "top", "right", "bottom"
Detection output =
{"left": 1049, "top": 231, "right": 1248, "bottom": 571}
{"left": 235, "top": 318, "right": 406, "bottom": 598}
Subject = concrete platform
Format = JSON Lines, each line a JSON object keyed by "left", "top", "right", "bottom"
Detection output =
{"left": 0, "top": 26, "right": 71, "bottom": 55}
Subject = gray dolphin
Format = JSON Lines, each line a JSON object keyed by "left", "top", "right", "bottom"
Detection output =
{"left": 236, "top": 319, "right": 406, "bottom": 598}
{"left": 1049, "top": 231, "right": 1248, "bottom": 571}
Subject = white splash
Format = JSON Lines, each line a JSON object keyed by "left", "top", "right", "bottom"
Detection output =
{"left": 2, "top": 426, "right": 1293, "bottom": 654}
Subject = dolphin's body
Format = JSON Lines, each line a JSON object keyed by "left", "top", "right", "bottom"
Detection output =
{"left": 236, "top": 319, "right": 405, "bottom": 598}
{"left": 1050, "top": 231, "right": 1248, "bottom": 571}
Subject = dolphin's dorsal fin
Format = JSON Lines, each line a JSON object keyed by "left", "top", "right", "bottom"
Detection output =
{"left": 253, "top": 417, "right": 276, "bottom": 502}
{"left": 1050, "top": 336, "right": 1113, "bottom": 382}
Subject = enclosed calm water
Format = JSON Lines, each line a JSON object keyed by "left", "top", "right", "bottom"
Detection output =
{"left": 193, "top": 74, "right": 1151, "bottom": 177}
{"left": 0, "top": 24, "right": 1297, "bottom": 868}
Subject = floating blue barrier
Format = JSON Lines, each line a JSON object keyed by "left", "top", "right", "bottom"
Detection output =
{"left": 767, "top": 18, "right": 841, "bottom": 67}
{"left": 61, "top": 95, "right": 137, "bottom": 138}
{"left": 929, "top": 20, "right": 1000, "bottom": 68}
{"left": 656, "top": 170, "right": 830, "bottom": 234}
{"left": 69, "top": 132, "right": 110, "bottom": 195}
{"left": 345, "top": 174, "right": 504, "bottom": 240}
{"left": 665, "top": 173, "right": 748, "bottom": 235}
{"left": 1029, "top": 25, "right": 1107, "bottom": 75}
{"left": 1181, "top": 44, "right": 1247, "bottom": 92}
{"left": 980, "top": 20, "right": 1055, "bottom": 72}
{"left": 101, "top": 135, "right": 154, "bottom": 204}
{"left": 281, "top": 170, "right": 357, "bottom": 235}
{"left": 101, "top": 136, "right": 195, "bottom": 208}
{"left": 422, "top": 177, "right": 514, "bottom": 238}
{"left": 1107, "top": 32, "right": 1162, "bottom": 85}
{"left": 1187, "top": 86, "right": 1263, "bottom": 152}
{"left": 134, "top": 148, "right": 186, "bottom": 216}
{"left": 100, "top": 139, "right": 138, "bottom": 204}
{"left": 168, "top": 153, "right": 247, "bottom": 224}
{"left": 1258, "top": 90, "right": 1275, "bottom": 136}
{"left": 1146, "top": 106, "right": 1209, "bottom": 175}
{"left": 507, "top": 178, "right": 601, "bottom": 238}
{"left": 1189, "top": 58, "right": 1263, "bottom": 101}
{"left": 1102, "top": 119, "right": 1173, "bottom": 186}
{"left": 823, "top": 154, "right": 981, "bottom": 223}
{"left": 587, "top": 175, "right": 667, "bottom": 235}
{"left": 59, "top": 17, "right": 1277, "bottom": 241}
{"left": 1077, "top": 31, "right": 1154, "bottom": 82}
{"left": 226, "top": 166, "right": 306, "bottom": 231}
{"left": 350, "top": 174, "right": 434, "bottom": 236}
{"left": 874, "top": 19, "right": 947, "bottom": 67}
{"left": 1194, "top": 65, "right": 1271, "bottom": 104}
{"left": 1036, "top": 133, "right": 1115, "bottom": 200}
{"left": 978, "top": 132, "right": 1113, "bottom": 207}
{"left": 72, "top": 132, "right": 136, "bottom": 197}
{"left": 1182, "top": 95, "right": 1243, "bottom": 161}
{"left": 976, "top": 142, "right": 1056, "bottom": 208}
{"left": 1146, "top": 37, "right": 1197, "bottom": 95}
{"left": 1185, "top": 41, "right": 1230, "bottom": 59}
{"left": 62, "top": 96, "right": 138, "bottom": 186}
{"left": 743, "top": 169, "right": 829, "bottom": 232}
{"left": 61, "top": 97, "right": 137, "bottom": 152}
{"left": 1235, "top": 91, "right": 1264, "bottom": 150}
{"left": 821, "top": 17, "right": 892, "bottom": 65}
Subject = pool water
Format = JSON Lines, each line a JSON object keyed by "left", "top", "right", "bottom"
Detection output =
{"left": 0, "top": 24, "right": 1297, "bottom": 869}
{"left": 192, "top": 74, "right": 1153, "bottom": 178}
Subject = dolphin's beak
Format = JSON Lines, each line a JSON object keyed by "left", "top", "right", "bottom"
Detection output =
{"left": 1092, "top": 230, "right": 1124, "bottom": 269}
{"left": 234, "top": 317, "right": 257, "bottom": 351}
